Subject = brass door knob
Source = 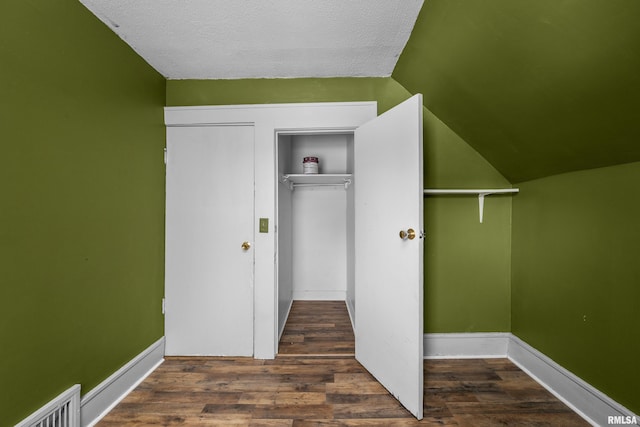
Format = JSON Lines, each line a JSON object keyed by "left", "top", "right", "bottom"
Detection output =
{"left": 241, "top": 241, "right": 251, "bottom": 250}
{"left": 399, "top": 228, "right": 416, "bottom": 240}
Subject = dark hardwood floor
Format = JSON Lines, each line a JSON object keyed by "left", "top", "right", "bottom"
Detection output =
{"left": 98, "top": 301, "right": 589, "bottom": 426}
{"left": 278, "top": 301, "right": 355, "bottom": 356}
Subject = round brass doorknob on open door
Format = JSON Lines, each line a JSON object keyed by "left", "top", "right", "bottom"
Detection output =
{"left": 399, "top": 228, "right": 416, "bottom": 240}
{"left": 241, "top": 241, "right": 251, "bottom": 250}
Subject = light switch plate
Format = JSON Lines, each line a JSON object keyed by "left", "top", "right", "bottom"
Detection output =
{"left": 259, "top": 218, "right": 269, "bottom": 233}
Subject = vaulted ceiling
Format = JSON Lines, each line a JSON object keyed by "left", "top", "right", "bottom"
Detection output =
{"left": 79, "top": 0, "right": 640, "bottom": 183}
{"left": 394, "top": 0, "right": 640, "bottom": 182}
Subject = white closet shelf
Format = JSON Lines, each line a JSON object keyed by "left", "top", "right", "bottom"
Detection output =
{"left": 281, "top": 174, "right": 352, "bottom": 190}
{"left": 423, "top": 188, "right": 519, "bottom": 223}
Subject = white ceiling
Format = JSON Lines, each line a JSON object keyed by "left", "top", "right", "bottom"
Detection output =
{"left": 79, "top": 0, "right": 424, "bottom": 80}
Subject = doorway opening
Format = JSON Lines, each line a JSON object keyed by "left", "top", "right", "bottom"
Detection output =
{"left": 275, "top": 130, "right": 356, "bottom": 356}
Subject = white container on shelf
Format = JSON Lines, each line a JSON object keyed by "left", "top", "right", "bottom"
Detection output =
{"left": 303, "top": 156, "right": 319, "bottom": 174}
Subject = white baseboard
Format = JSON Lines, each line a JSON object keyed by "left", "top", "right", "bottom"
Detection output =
{"left": 508, "top": 335, "right": 639, "bottom": 427}
{"left": 292, "top": 290, "right": 346, "bottom": 300}
{"left": 278, "top": 299, "right": 294, "bottom": 341}
{"left": 345, "top": 298, "right": 355, "bottom": 331}
{"left": 424, "top": 332, "right": 510, "bottom": 359}
{"left": 424, "top": 332, "right": 638, "bottom": 426}
{"left": 80, "top": 337, "right": 165, "bottom": 427}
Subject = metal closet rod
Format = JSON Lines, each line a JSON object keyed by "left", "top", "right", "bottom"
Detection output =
{"left": 288, "top": 182, "right": 351, "bottom": 189}
{"left": 423, "top": 188, "right": 519, "bottom": 223}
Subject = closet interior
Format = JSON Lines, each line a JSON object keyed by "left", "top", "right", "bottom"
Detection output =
{"left": 276, "top": 131, "right": 356, "bottom": 348}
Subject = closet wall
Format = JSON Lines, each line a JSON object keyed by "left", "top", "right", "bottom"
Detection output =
{"left": 277, "top": 135, "right": 294, "bottom": 334}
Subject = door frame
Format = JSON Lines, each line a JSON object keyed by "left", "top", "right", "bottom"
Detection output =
{"left": 165, "top": 102, "right": 377, "bottom": 359}
{"left": 274, "top": 127, "right": 359, "bottom": 353}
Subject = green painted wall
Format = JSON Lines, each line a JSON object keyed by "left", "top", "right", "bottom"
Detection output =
{"left": 393, "top": 0, "right": 640, "bottom": 183}
{"left": 423, "top": 107, "right": 512, "bottom": 332}
{"left": 168, "top": 77, "right": 513, "bottom": 333}
{"left": 0, "top": 1, "right": 166, "bottom": 425}
{"left": 167, "top": 77, "right": 405, "bottom": 114}
{"left": 512, "top": 162, "right": 640, "bottom": 414}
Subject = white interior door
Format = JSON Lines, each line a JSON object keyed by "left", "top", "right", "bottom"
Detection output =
{"left": 165, "top": 125, "right": 254, "bottom": 356}
{"left": 354, "top": 95, "right": 424, "bottom": 419}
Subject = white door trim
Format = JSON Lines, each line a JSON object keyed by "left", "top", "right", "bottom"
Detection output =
{"left": 165, "top": 102, "right": 377, "bottom": 359}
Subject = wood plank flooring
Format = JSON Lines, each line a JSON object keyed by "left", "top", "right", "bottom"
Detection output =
{"left": 98, "top": 301, "right": 589, "bottom": 426}
{"left": 278, "top": 301, "right": 355, "bottom": 356}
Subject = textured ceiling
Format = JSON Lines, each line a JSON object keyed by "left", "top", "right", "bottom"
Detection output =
{"left": 393, "top": 0, "right": 640, "bottom": 183}
{"left": 79, "top": 0, "right": 423, "bottom": 79}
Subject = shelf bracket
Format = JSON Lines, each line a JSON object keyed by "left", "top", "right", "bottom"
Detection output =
{"left": 478, "top": 193, "right": 487, "bottom": 223}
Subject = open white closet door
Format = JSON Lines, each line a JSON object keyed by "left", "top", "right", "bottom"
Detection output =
{"left": 354, "top": 94, "right": 424, "bottom": 419}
